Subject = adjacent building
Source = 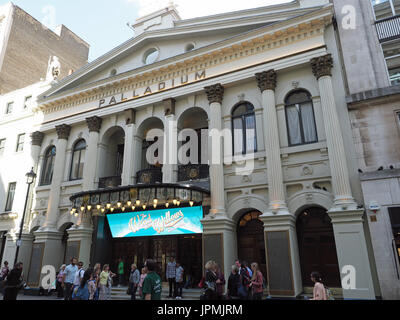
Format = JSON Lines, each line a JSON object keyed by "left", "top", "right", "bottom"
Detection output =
{"left": 19, "top": 0, "right": 381, "bottom": 300}
{"left": 334, "top": 0, "right": 400, "bottom": 299}
{"left": 0, "top": 2, "right": 89, "bottom": 280}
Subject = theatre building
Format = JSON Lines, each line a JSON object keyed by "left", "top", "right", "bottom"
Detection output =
{"left": 19, "top": 1, "right": 381, "bottom": 299}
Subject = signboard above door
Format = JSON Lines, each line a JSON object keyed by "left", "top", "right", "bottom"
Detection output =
{"left": 106, "top": 206, "right": 203, "bottom": 238}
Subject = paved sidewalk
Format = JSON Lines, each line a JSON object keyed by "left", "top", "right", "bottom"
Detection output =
{"left": 0, "top": 293, "right": 63, "bottom": 301}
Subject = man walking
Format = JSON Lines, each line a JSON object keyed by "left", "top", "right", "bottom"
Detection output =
{"left": 117, "top": 258, "right": 124, "bottom": 287}
{"left": 166, "top": 257, "right": 176, "bottom": 298}
{"left": 73, "top": 261, "right": 85, "bottom": 292}
{"left": 3, "top": 262, "right": 23, "bottom": 300}
{"left": 63, "top": 258, "right": 78, "bottom": 300}
{"left": 129, "top": 264, "right": 140, "bottom": 300}
{"left": 142, "top": 259, "right": 162, "bottom": 300}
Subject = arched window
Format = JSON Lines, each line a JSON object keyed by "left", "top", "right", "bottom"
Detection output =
{"left": 232, "top": 102, "right": 257, "bottom": 155}
{"left": 40, "top": 146, "right": 56, "bottom": 186}
{"left": 70, "top": 139, "right": 86, "bottom": 180}
{"left": 285, "top": 90, "right": 318, "bottom": 146}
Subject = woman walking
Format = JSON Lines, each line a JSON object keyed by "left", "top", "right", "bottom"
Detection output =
{"left": 138, "top": 267, "right": 147, "bottom": 298}
{"left": 310, "top": 272, "right": 327, "bottom": 300}
{"left": 249, "top": 263, "right": 263, "bottom": 300}
{"left": 93, "top": 263, "right": 101, "bottom": 300}
{"left": 72, "top": 268, "right": 93, "bottom": 300}
{"left": 99, "top": 264, "right": 115, "bottom": 300}
{"left": 215, "top": 264, "right": 226, "bottom": 300}
{"left": 238, "top": 262, "right": 251, "bottom": 300}
{"left": 56, "top": 264, "right": 66, "bottom": 299}
{"left": 128, "top": 264, "right": 140, "bottom": 300}
{"left": 204, "top": 261, "right": 218, "bottom": 300}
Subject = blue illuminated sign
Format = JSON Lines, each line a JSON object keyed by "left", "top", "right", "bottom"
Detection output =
{"left": 106, "top": 206, "right": 204, "bottom": 238}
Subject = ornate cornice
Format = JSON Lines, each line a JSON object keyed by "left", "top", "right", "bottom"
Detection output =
{"left": 86, "top": 116, "right": 103, "bottom": 132}
{"left": 55, "top": 124, "right": 71, "bottom": 140}
{"left": 205, "top": 83, "right": 224, "bottom": 104}
{"left": 255, "top": 70, "right": 277, "bottom": 92}
{"left": 310, "top": 54, "right": 333, "bottom": 80}
{"left": 30, "top": 131, "right": 44, "bottom": 146}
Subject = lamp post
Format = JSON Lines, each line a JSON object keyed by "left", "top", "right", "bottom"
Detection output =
{"left": 14, "top": 168, "right": 36, "bottom": 266}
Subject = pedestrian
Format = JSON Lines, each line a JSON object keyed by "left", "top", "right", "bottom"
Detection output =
{"left": 73, "top": 261, "right": 85, "bottom": 292}
{"left": 215, "top": 264, "right": 226, "bottom": 300}
{"left": 238, "top": 262, "right": 251, "bottom": 300}
{"left": 249, "top": 262, "right": 263, "bottom": 300}
{"left": 310, "top": 271, "right": 327, "bottom": 300}
{"left": 227, "top": 265, "right": 240, "bottom": 300}
{"left": 0, "top": 261, "right": 9, "bottom": 295}
{"left": 175, "top": 261, "right": 184, "bottom": 299}
{"left": 142, "top": 259, "right": 162, "bottom": 300}
{"left": 203, "top": 260, "right": 217, "bottom": 300}
{"left": 243, "top": 261, "right": 253, "bottom": 278}
{"left": 138, "top": 267, "right": 147, "bottom": 298}
{"left": 128, "top": 263, "right": 140, "bottom": 300}
{"left": 117, "top": 258, "right": 124, "bottom": 287}
{"left": 88, "top": 271, "right": 97, "bottom": 300}
{"left": 63, "top": 258, "right": 78, "bottom": 301}
{"left": 72, "top": 268, "right": 93, "bottom": 300}
{"left": 93, "top": 263, "right": 101, "bottom": 300}
{"left": 56, "top": 264, "right": 66, "bottom": 299}
{"left": 99, "top": 264, "right": 115, "bottom": 300}
{"left": 3, "top": 262, "right": 24, "bottom": 300}
{"left": 166, "top": 257, "right": 176, "bottom": 298}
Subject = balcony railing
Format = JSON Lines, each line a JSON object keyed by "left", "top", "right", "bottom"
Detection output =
{"left": 136, "top": 168, "right": 163, "bottom": 184}
{"left": 178, "top": 164, "right": 210, "bottom": 182}
{"left": 98, "top": 176, "right": 122, "bottom": 189}
{"left": 375, "top": 15, "right": 400, "bottom": 42}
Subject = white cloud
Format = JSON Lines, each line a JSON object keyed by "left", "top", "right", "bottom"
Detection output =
{"left": 126, "top": 0, "right": 293, "bottom": 19}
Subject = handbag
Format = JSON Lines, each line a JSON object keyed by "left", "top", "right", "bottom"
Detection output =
{"left": 127, "top": 285, "right": 132, "bottom": 295}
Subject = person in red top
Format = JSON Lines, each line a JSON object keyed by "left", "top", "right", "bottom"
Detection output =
{"left": 249, "top": 263, "right": 263, "bottom": 300}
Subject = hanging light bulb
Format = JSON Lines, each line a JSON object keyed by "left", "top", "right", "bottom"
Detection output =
{"left": 132, "top": 206, "right": 136, "bottom": 211}
{"left": 176, "top": 200, "right": 181, "bottom": 206}
{"left": 165, "top": 202, "right": 170, "bottom": 208}
{"left": 153, "top": 198, "right": 158, "bottom": 205}
{"left": 136, "top": 199, "right": 141, "bottom": 206}
{"left": 87, "top": 205, "right": 92, "bottom": 211}
{"left": 74, "top": 212, "right": 79, "bottom": 217}
{"left": 153, "top": 204, "right": 157, "bottom": 209}
{"left": 173, "top": 199, "right": 177, "bottom": 205}
{"left": 142, "top": 204, "right": 147, "bottom": 210}
{"left": 127, "top": 200, "right": 132, "bottom": 207}
{"left": 106, "top": 203, "right": 111, "bottom": 209}
{"left": 121, "top": 207, "right": 125, "bottom": 212}
{"left": 70, "top": 209, "right": 74, "bottom": 216}
{"left": 80, "top": 206, "right": 85, "bottom": 212}
{"left": 101, "top": 208, "right": 105, "bottom": 213}
{"left": 96, "top": 204, "right": 101, "bottom": 210}
{"left": 110, "top": 207, "right": 115, "bottom": 212}
{"left": 189, "top": 200, "right": 194, "bottom": 207}
{"left": 117, "top": 201, "right": 122, "bottom": 208}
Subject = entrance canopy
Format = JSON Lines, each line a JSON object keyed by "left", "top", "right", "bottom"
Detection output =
{"left": 69, "top": 183, "right": 210, "bottom": 219}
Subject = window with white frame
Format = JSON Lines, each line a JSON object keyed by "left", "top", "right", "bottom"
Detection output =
{"left": 16, "top": 134, "right": 25, "bottom": 152}
{"left": 0, "top": 139, "right": 5, "bottom": 155}
{"left": 5, "top": 182, "right": 16, "bottom": 212}
{"left": 24, "top": 96, "right": 32, "bottom": 110}
{"left": 5, "top": 102, "right": 13, "bottom": 114}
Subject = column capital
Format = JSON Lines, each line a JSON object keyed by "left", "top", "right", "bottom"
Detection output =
{"left": 55, "top": 124, "right": 71, "bottom": 140}
{"left": 204, "top": 83, "right": 224, "bottom": 104}
{"left": 30, "top": 131, "right": 44, "bottom": 146}
{"left": 311, "top": 54, "right": 333, "bottom": 80}
{"left": 163, "top": 98, "right": 176, "bottom": 116}
{"left": 86, "top": 116, "right": 103, "bottom": 133}
{"left": 255, "top": 70, "right": 277, "bottom": 92}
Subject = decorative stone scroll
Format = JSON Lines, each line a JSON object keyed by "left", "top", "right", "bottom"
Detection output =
{"left": 255, "top": 70, "right": 277, "bottom": 92}
{"left": 30, "top": 131, "right": 44, "bottom": 146}
{"left": 86, "top": 116, "right": 103, "bottom": 132}
{"left": 310, "top": 54, "right": 333, "bottom": 80}
{"left": 55, "top": 124, "right": 71, "bottom": 140}
{"left": 204, "top": 83, "right": 224, "bottom": 104}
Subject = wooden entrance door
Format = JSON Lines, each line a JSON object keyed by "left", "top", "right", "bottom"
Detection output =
{"left": 296, "top": 207, "right": 341, "bottom": 287}
{"left": 237, "top": 211, "right": 266, "bottom": 276}
{"left": 151, "top": 237, "right": 177, "bottom": 281}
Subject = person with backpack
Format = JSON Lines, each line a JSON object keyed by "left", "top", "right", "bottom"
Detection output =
{"left": 238, "top": 262, "right": 251, "bottom": 300}
{"left": 73, "top": 261, "right": 85, "bottom": 292}
{"left": 249, "top": 262, "right": 263, "bottom": 300}
{"left": 72, "top": 268, "right": 93, "bottom": 300}
{"left": 310, "top": 271, "right": 327, "bottom": 300}
{"left": 227, "top": 265, "right": 240, "bottom": 300}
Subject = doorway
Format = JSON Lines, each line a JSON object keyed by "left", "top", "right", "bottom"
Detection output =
{"left": 237, "top": 211, "right": 266, "bottom": 276}
{"left": 296, "top": 207, "right": 341, "bottom": 287}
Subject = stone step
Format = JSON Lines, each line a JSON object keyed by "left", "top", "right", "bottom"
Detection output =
{"left": 111, "top": 286, "right": 202, "bottom": 300}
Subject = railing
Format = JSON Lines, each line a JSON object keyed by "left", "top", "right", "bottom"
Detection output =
{"left": 136, "top": 168, "right": 163, "bottom": 184}
{"left": 375, "top": 15, "right": 400, "bottom": 42}
{"left": 178, "top": 164, "right": 210, "bottom": 182}
{"left": 98, "top": 176, "right": 122, "bottom": 189}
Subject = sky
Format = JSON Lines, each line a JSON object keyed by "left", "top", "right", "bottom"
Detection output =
{"left": 1, "top": 0, "right": 292, "bottom": 61}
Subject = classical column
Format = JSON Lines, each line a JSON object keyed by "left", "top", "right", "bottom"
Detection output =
{"left": 205, "top": 84, "right": 226, "bottom": 216}
{"left": 42, "top": 124, "right": 71, "bottom": 230}
{"left": 311, "top": 54, "right": 377, "bottom": 300}
{"left": 162, "top": 98, "right": 178, "bottom": 183}
{"left": 311, "top": 54, "right": 355, "bottom": 209}
{"left": 121, "top": 109, "right": 137, "bottom": 186}
{"left": 255, "top": 71, "right": 303, "bottom": 297}
{"left": 83, "top": 117, "right": 102, "bottom": 191}
{"left": 255, "top": 70, "right": 288, "bottom": 214}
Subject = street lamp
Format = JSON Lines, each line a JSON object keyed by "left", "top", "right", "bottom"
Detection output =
{"left": 14, "top": 168, "right": 36, "bottom": 266}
